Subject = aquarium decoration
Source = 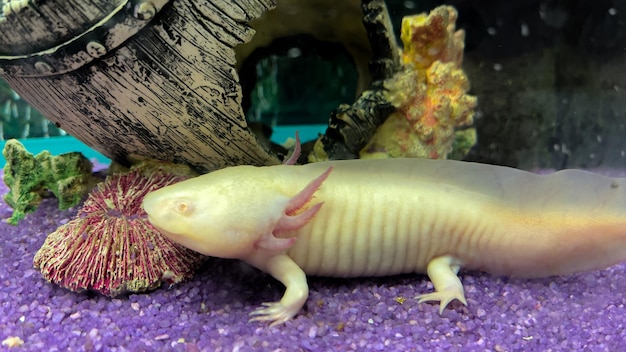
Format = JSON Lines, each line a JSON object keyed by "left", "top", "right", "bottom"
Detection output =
{"left": 2, "top": 139, "right": 99, "bottom": 225}
{"left": 0, "top": 0, "right": 476, "bottom": 296}
{"left": 0, "top": 0, "right": 475, "bottom": 171}
{"left": 33, "top": 161, "right": 207, "bottom": 297}
{"left": 0, "top": 0, "right": 281, "bottom": 172}
{"left": 308, "top": 4, "right": 476, "bottom": 161}
{"left": 307, "top": 0, "right": 402, "bottom": 161}
{"left": 360, "top": 6, "right": 477, "bottom": 159}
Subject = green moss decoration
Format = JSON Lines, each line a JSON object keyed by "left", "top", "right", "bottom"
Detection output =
{"left": 448, "top": 128, "right": 478, "bottom": 160}
{"left": 3, "top": 139, "right": 99, "bottom": 225}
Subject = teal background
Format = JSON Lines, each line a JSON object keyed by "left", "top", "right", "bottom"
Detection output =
{"left": 0, "top": 125, "right": 327, "bottom": 168}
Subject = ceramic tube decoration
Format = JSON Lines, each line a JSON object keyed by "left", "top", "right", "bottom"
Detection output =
{"left": 0, "top": 0, "right": 280, "bottom": 172}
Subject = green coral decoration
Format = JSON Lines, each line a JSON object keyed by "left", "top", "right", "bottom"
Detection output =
{"left": 3, "top": 139, "right": 99, "bottom": 225}
{"left": 448, "top": 129, "right": 477, "bottom": 161}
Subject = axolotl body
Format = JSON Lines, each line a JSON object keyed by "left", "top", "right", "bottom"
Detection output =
{"left": 142, "top": 158, "right": 626, "bottom": 326}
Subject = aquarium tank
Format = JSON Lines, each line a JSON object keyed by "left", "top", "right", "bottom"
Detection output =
{"left": 0, "top": 0, "right": 625, "bottom": 351}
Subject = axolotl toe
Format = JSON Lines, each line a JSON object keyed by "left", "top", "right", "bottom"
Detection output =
{"left": 142, "top": 158, "right": 626, "bottom": 326}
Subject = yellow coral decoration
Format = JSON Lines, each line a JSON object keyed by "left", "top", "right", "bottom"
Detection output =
{"left": 361, "top": 6, "right": 477, "bottom": 159}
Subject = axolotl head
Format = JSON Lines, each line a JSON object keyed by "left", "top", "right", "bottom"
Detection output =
{"left": 142, "top": 165, "right": 292, "bottom": 259}
{"left": 143, "top": 164, "right": 331, "bottom": 260}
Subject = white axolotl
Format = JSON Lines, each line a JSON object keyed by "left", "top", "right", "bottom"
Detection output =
{"left": 142, "top": 148, "right": 626, "bottom": 326}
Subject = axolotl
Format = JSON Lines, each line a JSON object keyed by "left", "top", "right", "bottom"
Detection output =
{"left": 142, "top": 158, "right": 626, "bottom": 326}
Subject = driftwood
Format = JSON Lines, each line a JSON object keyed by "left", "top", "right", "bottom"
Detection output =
{"left": 0, "top": 0, "right": 280, "bottom": 172}
{"left": 309, "top": 0, "right": 400, "bottom": 161}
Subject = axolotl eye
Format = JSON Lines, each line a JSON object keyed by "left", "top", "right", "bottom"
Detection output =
{"left": 174, "top": 200, "right": 194, "bottom": 215}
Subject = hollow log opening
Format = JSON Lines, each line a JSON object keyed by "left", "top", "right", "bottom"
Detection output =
{"left": 238, "top": 34, "right": 359, "bottom": 156}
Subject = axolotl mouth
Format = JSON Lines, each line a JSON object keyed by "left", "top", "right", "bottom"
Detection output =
{"left": 141, "top": 190, "right": 180, "bottom": 233}
{"left": 142, "top": 195, "right": 164, "bottom": 230}
{"left": 144, "top": 211, "right": 206, "bottom": 255}
{"left": 142, "top": 193, "right": 183, "bottom": 244}
{"left": 142, "top": 191, "right": 211, "bottom": 256}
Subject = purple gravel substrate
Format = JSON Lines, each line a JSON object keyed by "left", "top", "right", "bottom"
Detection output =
{"left": 2, "top": 169, "right": 626, "bottom": 351}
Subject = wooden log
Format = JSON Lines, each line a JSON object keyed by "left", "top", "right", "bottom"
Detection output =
{"left": 0, "top": 0, "right": 280, "bottom": 172}
{"left": 309, "top": 0, "right": 400, "bottom": 161}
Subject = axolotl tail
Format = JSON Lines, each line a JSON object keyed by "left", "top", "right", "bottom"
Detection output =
{"left": 461, "top": 167, "right": 626, "bottom": 278}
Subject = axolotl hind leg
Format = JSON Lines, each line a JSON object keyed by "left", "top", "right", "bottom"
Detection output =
{"left": 416, "top": 255, "right": 468, "bottom": 314}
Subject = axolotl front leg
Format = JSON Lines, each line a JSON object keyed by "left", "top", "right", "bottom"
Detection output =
{"left": 246, "top": 254, "right": 309, "bottom": 326}
{"left": 243, "top": 167, "right": 332, "bottom": 326}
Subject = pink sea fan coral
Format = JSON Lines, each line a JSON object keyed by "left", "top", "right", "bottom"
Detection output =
{"left": 33, "top": 164, "right": 207, "bottom": 297}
